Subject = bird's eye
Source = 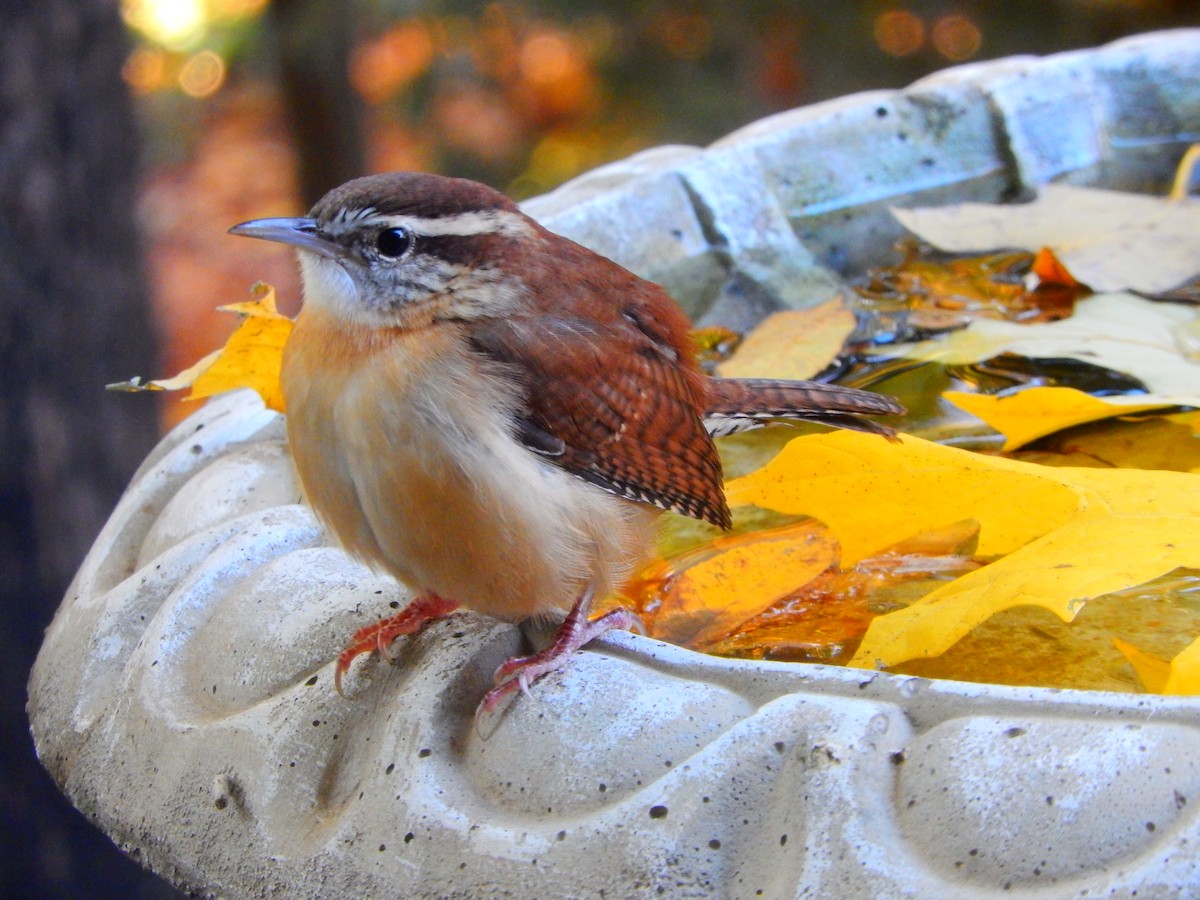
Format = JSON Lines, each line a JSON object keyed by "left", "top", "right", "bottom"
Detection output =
{"left": 375, "top": 227, "right": 412, "bottom": 258}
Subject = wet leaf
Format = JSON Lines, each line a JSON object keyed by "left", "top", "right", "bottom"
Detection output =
{"left": 853, "top": 244, "right": 1080, "bottom": 331}
{"left": 625, "top": 520, "right": 837, "bottom": 647}
{"left": 1113, "top": 637, "right": 1173, "bottom": 692}
{"left": 723, "top": 430, "right": 1200, "bottom": 672}
{"left": 893, "top": 292, "right": 1200, "bottom": 405}
{"left": 1114, "top": 636, "right": 1200, "bottom": 695}
{"left": 725, "top": 431, "right": 1083, "bottom": 565}
{"left": 892, "top": 184, "right": 1200, "bottom": 295}
{"left": 852, "top": 512, "right": 1200, "bottom": 671}
{"left": 1011, "top": 410, "right": 1200, "bottom": 473}
{"left": 945, "top": 387, "right": 1178, "bottom": 451}
{"left": 700, "top": 522, "right": 981, "bottom": 665}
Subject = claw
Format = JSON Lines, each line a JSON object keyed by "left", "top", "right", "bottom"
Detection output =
{"left": 491, "top": 651, "right": 535, "bottom": 685}
{"left": 375, "top": 628, "right": 397, "bottom": 662}
{"left": 333, "top": 594, "right": 459, "bottom": 695}
{"left": 626, "top": 612, "right": 646, "bottom": 637}
{"left": 474, "top": 589, "right": 639, "bottom": 722}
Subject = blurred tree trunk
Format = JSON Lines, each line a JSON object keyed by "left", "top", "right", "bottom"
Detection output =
{"left": 0, "top": 0, "right": 176, "bottom": 897}
{"left": 267, "top": 0, "right": 368, "bottom": 206}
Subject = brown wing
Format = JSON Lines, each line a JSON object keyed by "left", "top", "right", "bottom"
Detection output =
{"left": 468, "top": 309, "right": 732, "bottom": 530}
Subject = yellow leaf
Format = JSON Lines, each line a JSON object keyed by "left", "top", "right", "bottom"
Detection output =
{"left": 1055, "top": 467, "right": 1200, "bottom": 517}
{"left": 191, "top": 285, "right": 292, "bottom": 411}
{"left": 626, "top": 521, "right": 837, "bottom": 648}
{"left": 1165, "top": 637, "right": 1200, "bottom": 694}
{"left": 108, "top": 283, "right": 292, "bottom": 412}
{"left": 1011, "top": 410, "right": 1200, "bottom": 473}
{"left": 1112, "top": 637, "right": 1172, "bottom": 693}
{"left": 944, "top": 387, "right": 1177, "bottom": 451}
{"left": 717, "top": 297, "right": 854, "bottom": 380}
{"left": 724, "top": 430, "right": 1084, "bottom": 565}
{"left": 850, "top": 514, "right": 1200, "bottom": 669}
{"left": 725, "top": 429, "right": 1200, "bottom": 673}
{"left": 1114, "top": 635, "right": 1200, "bottom": 695}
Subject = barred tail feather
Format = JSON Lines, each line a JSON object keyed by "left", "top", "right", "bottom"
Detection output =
{"left": 704, "top": 378, "right": 905, "bottom": 439}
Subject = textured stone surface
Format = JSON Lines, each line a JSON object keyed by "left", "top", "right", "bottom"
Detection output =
{"left": 677, "top": 150, "right": 846, "bottom": 332}
{"left": 712, "top": 87, "right": 1010, "bottom": 277}
{"left": 916, "top": 30, "right": 1200, "bottom": 193}
{"left": 522, "top": 145, "right": 723, "bottom": 320}
{"left": 30, "top": 31, "right": 1200, "bottom": 900}
{"left": 897, "top": 715, "right": 1200, "bottom": 889}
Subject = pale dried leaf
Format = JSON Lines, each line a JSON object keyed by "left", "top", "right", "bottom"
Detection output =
{"left": 892, "top": 185, "right": 1200, "bottom": 294}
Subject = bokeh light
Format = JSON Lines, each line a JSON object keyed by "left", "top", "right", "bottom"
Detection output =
{"left": 519, "top": 30, "right": 579, "bottom": 87}
{"left": 435, "top": 83, "right": 523, "bottom": 164}
{"left": 874, "top": 9, "right": 926, "bottom": 57}
{"left": 210, "top": 0, "right": 269, "bottom": 16}
{"left": 178, "top": 49, "right": 226, "bottom": 98}
{"left": 122, "top": 45, "right": 167, "bottom": 95}
{"left": 932, "top": 14, "right": 983, "bottom": 61}
{"left": 122, "top": 0, "right": 207, "bottom": 50}
{"left": 517, "top": 29, "right": 598, "bottom": 121}
{"left": 350, "top": 22, "right": 437, "bottom": 104}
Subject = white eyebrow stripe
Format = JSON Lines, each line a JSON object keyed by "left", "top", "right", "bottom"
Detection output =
{"left": 358, "top": 210, "right": 536, "bottom": 239}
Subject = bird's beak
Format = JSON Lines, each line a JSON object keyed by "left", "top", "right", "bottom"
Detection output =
{"left": 228, "top": 217, "right": 341, "bottom": 259}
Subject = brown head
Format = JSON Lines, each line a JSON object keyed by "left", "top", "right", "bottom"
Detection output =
{"left": 228, "top": 172, "right": 546, "bottom": 330}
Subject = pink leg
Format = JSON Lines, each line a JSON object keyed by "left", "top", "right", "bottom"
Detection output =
{"left": 478, "top": 587, "right": 643, "bottom": 716}
{"left": 335, "top": 594, "right": 459, "bottom": 694}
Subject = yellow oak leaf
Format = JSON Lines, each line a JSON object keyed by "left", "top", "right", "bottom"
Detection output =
{"left": 724, "top": 430, "right": 1084, "bottom": 565}
{"left": 1011, "top": 410, "right": 1200, "bottom": 473}
{"left": 109, "top": 283, "right": 292, "bottom": 412}
{"left": 1052, "top": 467, "right": 1200, "bottom": 518}
{"left": 1114, "top": 635, "right": 1200, "bottom": 695}
{"left": 725, "top": 430, "right": 1200, "bottom": 672}
{"left": 945, "top": 387, "right": 1177, "bottom": 451}
{"left": 851, "top": 513, "right": 1200, "bottom": 669}
{"left": 191, "top": 286, "right": 292, "bottom": 411}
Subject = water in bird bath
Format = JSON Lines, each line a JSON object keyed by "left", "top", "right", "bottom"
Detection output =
{"left": 618, "top": 336, "right": 1200, "bottom": 695}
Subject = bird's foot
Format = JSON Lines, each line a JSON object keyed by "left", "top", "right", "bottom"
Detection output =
{"left": 477, "top": 603, "right": 643, "bottom": 719}
{"left": 335, "top": 593, "right": 459, "bottom": 694}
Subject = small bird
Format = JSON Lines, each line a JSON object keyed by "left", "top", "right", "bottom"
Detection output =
{"left": 230, "top": 172, "right": 903, "bottom": 715}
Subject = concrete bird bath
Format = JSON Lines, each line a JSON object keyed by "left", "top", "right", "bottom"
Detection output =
{"left": 29, "top": 30, "right": 1200, "bottom": 898}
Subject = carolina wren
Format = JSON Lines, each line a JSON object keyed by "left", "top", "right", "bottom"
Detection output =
{"left": 230, "top": 172, "right": 903, "bottom": 714}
